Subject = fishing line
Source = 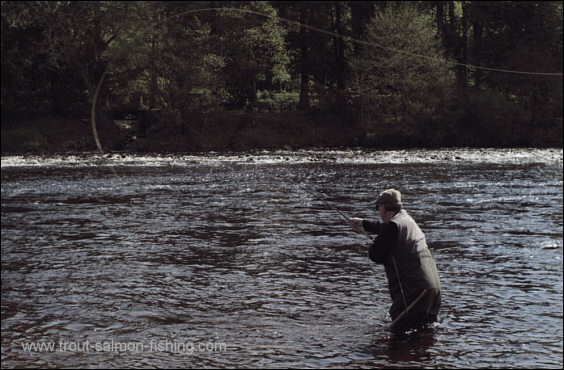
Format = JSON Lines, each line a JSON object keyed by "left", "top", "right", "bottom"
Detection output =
{"left": 288, "top": 171, "right": 416, "bottom": 330}
{"left": 79, "top": 5, "right": 560, "bottom": 174}
{"left": 88, "top": 5, "right": 561, "bottom": 157}
{"left": 287, "top": 172, "right": 382, "bottom": 283}
{"left": 155, "top": 6, "right": 563, "bottom": 77}
{"left": 290, "top": 173, "right": 411, "bottom": 316}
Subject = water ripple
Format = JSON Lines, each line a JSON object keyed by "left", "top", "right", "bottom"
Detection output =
{"left": 2, "top": 149, "right": 562, "bottom": 368}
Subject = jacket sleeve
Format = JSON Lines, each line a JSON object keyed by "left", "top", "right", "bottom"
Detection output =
{"left": 368, "top": 221, "right": 398, "bottom": 264}
{"left": 362, "top": 219, "right": 381, "bottom": 234}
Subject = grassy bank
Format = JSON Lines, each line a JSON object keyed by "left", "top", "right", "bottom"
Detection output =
{"left": 1, "top": 116, "right": 131, "bottom": 154}
{"left": 0, "top": 111, "right": 361, "bottom": 154}
{"left": 135, "top": 110, "right": 361, "bottom": 152}
{"left": 1, "top": 110, "right": 561, "bottom": 155}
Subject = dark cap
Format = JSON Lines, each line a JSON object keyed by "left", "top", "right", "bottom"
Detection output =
{"left": 376, "top": 188, "right": 402, "bottom": 208}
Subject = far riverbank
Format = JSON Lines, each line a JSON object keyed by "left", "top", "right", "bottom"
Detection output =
{"left": 2, "top": 111, "right": 562, "bottom": 155}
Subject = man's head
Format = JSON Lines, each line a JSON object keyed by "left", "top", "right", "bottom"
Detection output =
{"left": 376, "top": 189, "right": 402, "bottom": 218}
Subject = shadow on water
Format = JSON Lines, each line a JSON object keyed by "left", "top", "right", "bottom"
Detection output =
{"left": 388, "top": 329, "right": 437, "bottom": 364}
{"left": 358, "top": 324, "right": 439, "bottom": 368}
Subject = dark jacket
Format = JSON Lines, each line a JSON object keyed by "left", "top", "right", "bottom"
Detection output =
{"left": 363, "top": 209, "right": 441, "bottom": 332}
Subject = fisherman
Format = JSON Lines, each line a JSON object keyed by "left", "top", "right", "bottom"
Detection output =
{"left": 349, "top": 189, "right": 441, "bottom": 335}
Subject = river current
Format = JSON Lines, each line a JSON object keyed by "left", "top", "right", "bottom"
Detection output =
{"left": 1, "top": 148, "right": 562, "bottom": 368}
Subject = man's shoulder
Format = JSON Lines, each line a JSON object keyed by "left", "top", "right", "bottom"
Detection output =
{"left": 381, "top": 219, "right": 399, "bottom": 232}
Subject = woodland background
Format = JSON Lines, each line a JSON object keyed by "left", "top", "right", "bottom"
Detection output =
{"left": 1, "top": 1, "right": 562, "bottom": 153}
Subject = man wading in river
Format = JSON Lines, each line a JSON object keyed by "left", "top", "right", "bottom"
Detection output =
{"left": 349, "top": 189, "right": 441, "bottom": 335}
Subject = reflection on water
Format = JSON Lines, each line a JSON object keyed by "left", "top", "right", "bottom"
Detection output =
{"left": 1, "top": 149, "right": 562, "bottom": 368}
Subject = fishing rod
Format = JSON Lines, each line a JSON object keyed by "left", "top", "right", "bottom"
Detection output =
{"left": 290, "top": 175, "right": 416, "bottom": 329}
{"left": 289, "top": 176, "right": 373, "bottom": 240}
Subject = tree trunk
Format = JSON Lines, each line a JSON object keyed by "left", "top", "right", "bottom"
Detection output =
{"left": 334, "top": 1, "right": 345, "bottom": 91}
{"left": 472, "top": 19, "right": 483, "bottom": 88}
{"left": 350, "top": 1, "right": 374, "bottom": 56}
{"left": 299, "top": 7, "right": 310, "bottom": 111}
{"left": 436, "top": 1, "right": 445, "bottom": 40}
{"left": 150, "top": 35, "right": 157, "bottom": 108}
{"left": 448, "top": 1, "right": 455, "bottom": 30}
{"left": 459, "top": 1, "right": 469, "bottom": 88}
{"left": 252, "top": 76, "right": 257, "bottom": 104}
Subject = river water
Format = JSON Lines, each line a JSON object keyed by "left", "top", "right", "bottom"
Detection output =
{"left": 1, "top": 149, "right": 562, "bottom": 368}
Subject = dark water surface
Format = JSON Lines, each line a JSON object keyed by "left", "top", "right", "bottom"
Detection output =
{"left": 2, "top": 149, "right": 562, "bottom": 368}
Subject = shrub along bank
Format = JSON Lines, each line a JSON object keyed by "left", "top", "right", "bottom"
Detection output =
{"left": 1, "top": 109, "right": 562, "bottom": 155}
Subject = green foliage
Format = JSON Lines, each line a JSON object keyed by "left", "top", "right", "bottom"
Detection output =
{"left": 0, "top": 116, "right": 126, "bottom": 153}
{"left": 465, "top": 2, "right": 562, "bottom": 120}
{"left": 349, "top": 3, "right": 457, "bottom": 143}
{"left": 1, "top": 1, "right": 83, "bottom": 118}
{"left": 215, "top": 1, "right": 290, "bottom": 106}
{"left": 255, "top": 90, "right": 299, "bottom": 112}
{"left": 157, "top": 7, "right": 228, "bottom": 128}
{"left": 453, "top": 89, "right": 526, "bottom": 147}
{"left": 1, "top": 1, "right": 562, "bottom": 150}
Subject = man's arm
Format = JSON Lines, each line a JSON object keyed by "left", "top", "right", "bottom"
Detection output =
{"left": 362, "top": 219, "right": 381, "bottom": 234}
{"left": 349, "top": 218, "right": 381, "bottom": 234}
{"left": 368, "top": 221, "right": 398, "bottom": 264}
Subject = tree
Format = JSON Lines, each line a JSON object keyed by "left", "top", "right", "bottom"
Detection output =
{"left": 466, "top": 1, "right": 563, "bottom": 128}
{"left": 350, "top": 1, "right": 375, "bottom": 56}
{"left": 349, "top": 3, "right": 456, "bottom": 145}
{"left": 274, "top": 1, "right": 354, "bottom": 112}
{"left": 214, "top": 1, "right": 290, "bottom": 107}
{"left": 1, "top": 1, "right": 88, "bottom": 119}
{"left": 154, "top": 2, "right": 228, "bottom": 133}
{"left": 272, "top": 1, "right": 312, "bottom": 110}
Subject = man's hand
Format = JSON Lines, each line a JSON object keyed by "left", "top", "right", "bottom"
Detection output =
{"left": 349, "top": 217, "right": 364, "bottom": 233}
